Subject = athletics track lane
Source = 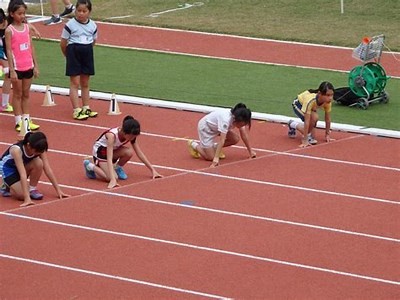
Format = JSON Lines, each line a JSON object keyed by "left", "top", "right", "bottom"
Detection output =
{"left": 1, "top": 93, "right": 399, "bottom": 298}
{"left": 33, "top": 21, "right": 400, "bottom": 77}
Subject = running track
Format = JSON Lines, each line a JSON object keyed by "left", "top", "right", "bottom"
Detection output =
{"left": 1, "top": 21, "right": 399, "bottom": 298}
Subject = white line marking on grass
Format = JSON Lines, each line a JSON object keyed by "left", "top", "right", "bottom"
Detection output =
{"left": 0, "top": 254, "right": 227, "bottom": 299}
{"left": 148, "top": 2, "right": 204, "bottom": 18}
{"left": 1, "top": 215, "right": 399, "bottom": 286}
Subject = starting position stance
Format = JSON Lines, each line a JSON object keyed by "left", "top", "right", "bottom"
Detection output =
{"left": 188, "top": 103, "right": 256, "bottom": 167}
{"left": 288, "top": 81, "right": 335, "bottom": 148}
{"left": 0, "top": 132, "right": 70, "bottom": 206}
{"left": 83, "top": 115, "right": 162, "bottom": 188}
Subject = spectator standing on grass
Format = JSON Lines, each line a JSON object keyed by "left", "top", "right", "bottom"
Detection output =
{"left": 43, "top": 0, "right": 75, "bottom": 25}
{"left": 83, "top": 115, "right": 162, "bottom": 189}
{"left": 5, "top": 0, "right": 40, "bottom": 132}
{"left": 187, "top": 103, "right": 256, "bottom": 168}
{"left": 288, "top": 81, "right": 335, "bottom": 148}
{"left": 60, "top": 0, "right": 98, "bottom": 120}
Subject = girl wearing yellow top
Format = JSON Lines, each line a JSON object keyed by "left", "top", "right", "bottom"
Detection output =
{"left": 288, "top": 81, "right": 334, "bottom": 148}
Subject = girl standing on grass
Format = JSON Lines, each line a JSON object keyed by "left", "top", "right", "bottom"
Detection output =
{"left": 60, "top": 0, "right": 97, "bottom": 120}
{"left": 83, "top": 115, "right": 162, "bottom": 189}
{"left": 0, "top": 132, "right": 70, "bottom": 207}
{"left": 5, "top": 0, "right": 40, "bottom": 132}
{"left": 188, "top": 103, "right": 256, "bottom": 167}
{"left": 288, "top": 81, "right": 335, "bottom": 148}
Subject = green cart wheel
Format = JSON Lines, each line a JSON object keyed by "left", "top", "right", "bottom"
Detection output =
{"left": 348, "top": 63, "right": 389, "bottom": 98}
{"left": 364, "top": 62, "right": 388, "bottom": 93}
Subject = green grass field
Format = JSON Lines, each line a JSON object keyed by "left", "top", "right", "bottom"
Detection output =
{"left": 33, "top": 40, "right": 399, "bottom": 130}
{"left": 24, "top": 1, "right": 400, "bottom": 131}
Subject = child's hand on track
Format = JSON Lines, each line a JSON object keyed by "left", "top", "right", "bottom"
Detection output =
{"left": 325, "top": 135, "right": 335, "bottom": 142}
{"left": 58, "top": 192, "right": 71, "bottom": 199}
{"left": 108, "top": 179, "right": 120, "bottom": 189}
{"left": 299, "top": 141, "right": 311, "bottom": 148}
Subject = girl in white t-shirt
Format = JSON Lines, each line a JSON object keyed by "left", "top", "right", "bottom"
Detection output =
{"left": 188, "top": 103, "right": 256, "bottom": 167}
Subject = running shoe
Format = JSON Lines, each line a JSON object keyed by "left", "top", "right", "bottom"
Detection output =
{"left": 115, "top": 165, "right": 128, "bottom": 180}
{"left": 1, "top": 184, "right": 11, "bottom": 197}
{"left": 308, "top": 136, "right": 318, "bottom": 145}
{"left": 60, "top": 5, "right": 75, "bottom": 17}
{"left": 187, "top": 140, "right": 200, "bottom": 159}
{"left": 288, "top": 120, "right": 296, "bottom": 138}
{"left": 83, "top": 160, "right": 96, "bottom": 179}
{"left": 43, "top": 15, "right": 62, "bottom": 25}
{"left": 73, "top": 108, "right": 89, "bottom": 120}
{"left": 1, "top": 104, "right": 13, "bottom": 113}
{"left": 82, "top": 108, "right": 98, "bottom": 118}
{"left": 30, "top": 189, "right": 43, "bottom": 200}
{"left": 29, "top": 120, "right": 40, "bottom": 131}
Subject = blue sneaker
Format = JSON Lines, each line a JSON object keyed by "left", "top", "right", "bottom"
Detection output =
{"left": 1, "top": 187, "right": 11, "bottom": 197}
{"left": 83, "top": 160, "right": 96, "bottom": 179}
{"left": 30, "top": 189, "right": 43, "bottom": 200}
{"left": 115, "top": 165, "right": 128, "bottom": 180}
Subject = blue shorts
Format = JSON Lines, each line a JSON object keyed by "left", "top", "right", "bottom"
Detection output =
{"left": 292, "top": 99, "right": 305, "bottom": 122}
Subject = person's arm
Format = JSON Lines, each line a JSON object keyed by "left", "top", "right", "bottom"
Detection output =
{"left": 10, "top": 147, "right": 33, "bottom": 206}
{"left": 239, "top": 126, "right": 256, "bottom": 158}
{"left": 28, "top": 23, "right": 41, "bottom": 39}
{"left": 5, "top": 28, "right": 17, "bottom": 81}
{"left": 211, "top": 133, "right": 227, "bottom": 167}
{"left": 132, "top": 141, "right": 162, "bottom": 179}
{"left": 324, "top": 111, "right": 333, "bottom": 142}
{"left": 41, "top": 152, "right": 70, "bottom": 199}
{"left": 30, "top": 33, "right": 39, "bottom": 78}
{"left": 60, "top": 38, "right": 68, "bottom": 57}
{"left": 105, "top": 133, "right": 118, "bottom": 188}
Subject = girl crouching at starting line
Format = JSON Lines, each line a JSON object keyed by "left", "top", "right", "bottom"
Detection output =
{"left": 0, "top": 132, "right": 70, "bottom": 207}
{"left": 188, "top": 103, "right": 256, "bottom": 167}
{"left": 83, "top": 115, "right": 162, "bottom": 188}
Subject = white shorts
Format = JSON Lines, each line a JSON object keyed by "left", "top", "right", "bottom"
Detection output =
{"left": 198, "top": 119, "right": 218, "bottom": 148}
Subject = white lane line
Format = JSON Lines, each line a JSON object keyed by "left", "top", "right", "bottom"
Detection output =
{"left": 1, "top": 115, "right": 399, "bottom": 172}
{"left": 3, "top": 183, "right": 399, "bottom": 243}
{"left": 0, "top": 254, "right": 227, "bottom": 299}
{"left": 1, "top": 214, "right": 399, "bottom": 286}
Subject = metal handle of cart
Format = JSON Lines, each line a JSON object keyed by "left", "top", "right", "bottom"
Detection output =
{"left": 352, "top": 34, "right": 385, "bottom": 63}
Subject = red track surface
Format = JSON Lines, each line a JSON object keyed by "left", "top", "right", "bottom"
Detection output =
{"left": 1, "top": 21, "right": 399, "bottom": 299}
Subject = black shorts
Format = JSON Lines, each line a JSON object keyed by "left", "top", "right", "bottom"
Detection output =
{"left": 66, "top": 43, "right": 95, "bottom": 76}
{"left": 8, "top": 69, "right": 34, "bottom": 80}
{"left": 93, "top": 146, "right": 117, "bottom": 165}
{"left": 3, "top": 172, "right": 20, "bottom": 187}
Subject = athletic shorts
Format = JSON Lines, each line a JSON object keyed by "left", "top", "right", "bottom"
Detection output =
{"left": 197, "top": 119, "right": 219, "bottom": 148}
{"left": 8, "top": 69, "right": 34, "bottom": 80}
{"left": 66, "top": 43, "right": 95, "bottom": 76}
{"left": 292, "top": 99, "right": 305, "bottom": 122}
{"left": 3, "top": 172, "right": 20, "bottom": 187}
{"left": 93, "top": 146, "right": 117, "bottom": 165}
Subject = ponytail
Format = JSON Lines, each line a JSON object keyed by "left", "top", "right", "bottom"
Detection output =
{"left": 308, "top": 81, "right": 334, "bottom": 95}
{"left": 231, "top": 102, "right": 252, "bottom": 129}
{"left": 122, "top": 115, "right": 141, "bottom": 135}
{"left": 23, "top": 132, "right": 48, "bottom": 153}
